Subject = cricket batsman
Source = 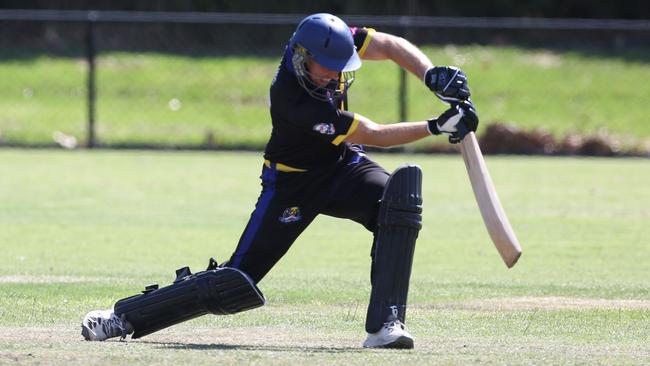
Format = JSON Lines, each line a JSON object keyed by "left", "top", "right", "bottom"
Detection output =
{"left": 81, "top": 13, "right": 478, "bottom": 349}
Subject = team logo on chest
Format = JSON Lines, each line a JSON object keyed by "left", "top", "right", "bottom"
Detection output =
{"left": 279, "top": 206, "right": 302, "bottom": 223}
{"left": 313, "top": 123, "right": 336, "bottom": 135}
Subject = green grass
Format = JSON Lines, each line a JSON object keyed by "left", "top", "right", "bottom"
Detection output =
{"left": 0, "top": 149, "right": 649, "bottom": 364}
{"left": 2, "top": 46, "right": 650, "bottom": 148}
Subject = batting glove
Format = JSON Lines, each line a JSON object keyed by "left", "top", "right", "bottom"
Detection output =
{"left": 427, "top": 101, "right": 479, "bottom": 144}
{"left": 424, "top": 66, "right": 471, "bottom": 103}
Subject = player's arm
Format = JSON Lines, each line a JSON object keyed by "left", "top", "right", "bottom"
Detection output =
{"left": 345, "top": 114, "right": 429, "bottom": 148}
{"left": 345, "top": 102, "right": 478, "bottom": 147}
{"left": 361, "top": 31, "right": 471, "bottom": 103}
{"left": 361, "top": 31, "right": 432, "bottom": 81}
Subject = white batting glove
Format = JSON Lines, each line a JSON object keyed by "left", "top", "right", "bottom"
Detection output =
{"left": 426, "top": 104, "right": 465, "bottom": 135}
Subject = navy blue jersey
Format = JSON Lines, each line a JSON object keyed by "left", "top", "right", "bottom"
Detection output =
{"left": 263, "top": 27, "right": 375, "bottom": 171}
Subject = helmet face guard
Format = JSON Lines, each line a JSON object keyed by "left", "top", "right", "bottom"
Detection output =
{"left": 291, "top": 44, "right": 355, "bottom": 102}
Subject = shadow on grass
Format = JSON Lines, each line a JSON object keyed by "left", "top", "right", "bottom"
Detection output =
{"left": 147, "top": 341, "right": 365, "bottom": 353}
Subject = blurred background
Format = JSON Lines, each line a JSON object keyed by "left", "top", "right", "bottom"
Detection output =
{"left": 1, "top": 0, "right": 649, "bottom": 155}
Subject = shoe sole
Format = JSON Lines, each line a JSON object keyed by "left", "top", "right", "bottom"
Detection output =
{"left": 368, "top": 336, "right": 414, "bottom": 349}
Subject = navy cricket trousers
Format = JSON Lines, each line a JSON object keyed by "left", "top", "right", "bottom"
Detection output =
{"left": 226, "top": 152, "right": 389, "bottom": 283}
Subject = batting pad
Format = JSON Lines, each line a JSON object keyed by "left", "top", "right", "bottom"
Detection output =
{"left": 365, "top": 164, "right": 422, "bottom": 333}
{"left": 114, "top": 266, "right": 265, "bottom": 339}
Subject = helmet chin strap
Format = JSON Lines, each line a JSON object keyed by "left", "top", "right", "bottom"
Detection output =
{"left": 291, "top": 44, "right": 355, "bottom": 102}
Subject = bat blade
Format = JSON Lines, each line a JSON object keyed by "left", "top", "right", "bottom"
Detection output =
{"left": 460, "top": 132, "right": 522, "bottom": 268}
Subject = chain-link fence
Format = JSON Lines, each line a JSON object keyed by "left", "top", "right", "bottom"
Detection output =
{"left": 1, "top": 10, "right": 650, "bottom": 152}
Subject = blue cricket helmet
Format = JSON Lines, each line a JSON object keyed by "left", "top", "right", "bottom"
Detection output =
{"left": 290, "top": 13, "right": 361, "bottom": 72}
{"left": 289, "top": 13, "right": 361, "bottom": 101}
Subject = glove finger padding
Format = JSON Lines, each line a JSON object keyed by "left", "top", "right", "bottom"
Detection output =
{"left": 448, "top": 134, "right": 461, "bottom": 144}
{"left": 435, "top": 92, "right": 466, "bottom": 104}
{"left": 458, "top": 101, "right": 479, "bottom": 132}
{"left": 448, "top": 124, "right": 467, "bottom": 144}
{"left": 449, "top": 101, "right": 479, "bottom": 143}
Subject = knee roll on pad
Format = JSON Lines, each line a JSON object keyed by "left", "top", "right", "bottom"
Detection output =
{"left": 366, "top": 164, "right": 422, "bottom": 333}
{"left": 114, "top": 262, "right": 265, "bottom": 339}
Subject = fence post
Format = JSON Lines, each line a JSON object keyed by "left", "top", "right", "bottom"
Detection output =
{"left": 85, "top": 13, "right": 97, "bottom": 148}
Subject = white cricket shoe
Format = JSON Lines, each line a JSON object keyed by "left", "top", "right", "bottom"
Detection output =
{"left": 81, "top": 309, "right": 133, "bottom": 341}
{"left": 363, "top": 319, "right": 414, "bottom": 349}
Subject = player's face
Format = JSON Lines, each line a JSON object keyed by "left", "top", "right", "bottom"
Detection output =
{"left": 306, "top": 59, "right": 339, "bottom": 87}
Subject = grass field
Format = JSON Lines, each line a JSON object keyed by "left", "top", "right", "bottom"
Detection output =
{"left": 0, "top": 149, "right": 649, "bottom": 365}
{"left": 2, "top": 45, "right": 650, "bottom": 148}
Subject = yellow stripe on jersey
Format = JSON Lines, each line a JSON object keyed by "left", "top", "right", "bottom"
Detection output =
{"left": 331, "top": 113, "right": 360, "bottom": 146}
{"left": 357, "top": 28, "right": 376, "bottom": 58}
{"left": 264, "top": 159, "right": 308, "bottom": 172}
{"left": 339, "top": 72, "right": 346, "bottom": 110}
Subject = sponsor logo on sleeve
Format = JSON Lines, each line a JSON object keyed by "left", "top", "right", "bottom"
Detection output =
{"left": 313, "top": 123, "right": 336, "bottom": 135}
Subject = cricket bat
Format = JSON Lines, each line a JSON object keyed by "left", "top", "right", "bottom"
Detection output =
{"left": 459, "top": 131, "right": 522, "bottom": 268}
